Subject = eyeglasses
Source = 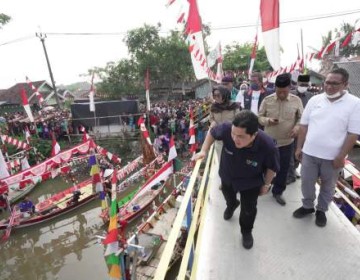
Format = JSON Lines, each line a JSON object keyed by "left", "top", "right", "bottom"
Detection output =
{"left": 325, "top": 81, "right": 343, "bottom": 86}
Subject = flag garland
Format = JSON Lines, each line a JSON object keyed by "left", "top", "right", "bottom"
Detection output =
{"left": 26, "top": 76, "right": 44, "bottom": 107}
{"left": 1, "top": 135, "right": 30, "bottom": 150}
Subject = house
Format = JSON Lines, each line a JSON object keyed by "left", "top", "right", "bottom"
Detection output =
{"left": 333, "top": 60, "right": 360, "bottom": 98}
{"left": 0, "top": 80, "right": 61, "bottom": 113}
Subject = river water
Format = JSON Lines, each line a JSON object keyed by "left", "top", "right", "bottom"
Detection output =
{"left": 0, "top": 176, "right": 109, "bottom": 280}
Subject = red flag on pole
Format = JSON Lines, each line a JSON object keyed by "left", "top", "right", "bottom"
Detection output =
{"left": 145, "top": 68, "right": 150, "bottom": 112}
{"left": 260, "top": 0, "right": 280, "bottom": 70}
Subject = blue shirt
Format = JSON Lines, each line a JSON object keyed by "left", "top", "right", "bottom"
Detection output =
{"left": 211, "top": 123, "right": 280, "bottom": 191}
{"left": 19, "top": 200, "right": 34, "bottom": 212}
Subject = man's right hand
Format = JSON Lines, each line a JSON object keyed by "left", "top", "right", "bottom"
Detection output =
{"left": 268, "top": 118, "right": 279, "bottom": 126}
{"left": 295, "top": 148, "right": 302, "bottom": 161}
{"left": 191, "top": 151, "right": 206, "bottom": 161}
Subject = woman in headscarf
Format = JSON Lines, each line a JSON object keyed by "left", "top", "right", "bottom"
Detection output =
{"left": 209, "top": 85, "right": 241, "bottom": 128}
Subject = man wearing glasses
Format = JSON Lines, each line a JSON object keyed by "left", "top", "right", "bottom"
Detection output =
{"left": 293, "top": 68, "right": 360, "bottom": 227}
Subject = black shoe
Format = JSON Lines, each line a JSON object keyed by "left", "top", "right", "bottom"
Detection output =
{"left": 273, "top": 194, "right": 286, "bottom": 206}
{"left": 315, "top": 210, "right": 327, "bottom": 227}
{"left": 293, "top": 207, "right": 315, "bottom": 218}
{"left": 286, "top": 177, "right": 296, "bottom": 185}
{"left": 223, "top": 200, "right": 240, "bottom": 220}
{"left": 242, "top": 232, "right": 254, "bottom": 249}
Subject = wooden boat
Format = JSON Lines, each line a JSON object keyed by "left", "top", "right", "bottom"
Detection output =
{"left": 126, "top": 180, "right": 188, "bottom": 279}
{"left": 0, "top": 179, "right": 96, "bottom": 231}
{"left": 117, "top": 160, "right": 174, "bottom": 224}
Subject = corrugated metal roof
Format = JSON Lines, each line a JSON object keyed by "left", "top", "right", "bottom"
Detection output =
{"left": 334, "top": 61, "right": 360, "bottom": 98}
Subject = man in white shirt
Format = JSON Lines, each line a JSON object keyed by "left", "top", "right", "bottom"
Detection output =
{"left": 293, "top": 68, "right": 360, "bottom": 227}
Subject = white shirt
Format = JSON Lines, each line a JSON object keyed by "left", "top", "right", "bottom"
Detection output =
{"left": 301, "top": 92, "right": 360, "bottom": 160}
{"left": 235, "top": 90, "right": 245, "bottom": 105}
{"left": 250, "top": 90, "right": 261, "bottom": 115}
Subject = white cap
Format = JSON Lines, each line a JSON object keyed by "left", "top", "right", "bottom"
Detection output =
{"left": 103, "top": 169, "right": 114, "bottom": 178}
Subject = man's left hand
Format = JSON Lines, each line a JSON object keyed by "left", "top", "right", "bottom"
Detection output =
{"left": 289, "top": 127, "right": 299, "bottom": 138}
{"left": 333, "top": 156, "right": 345, "bottom": 169}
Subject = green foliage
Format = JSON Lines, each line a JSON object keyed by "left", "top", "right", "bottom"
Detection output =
{"left": 94, "top": 24, "right": 194, "bottom": 99}
{"left": 222, "top": 42, "right": 272, "bottom": 73}
{"left": 0, "top": 13, "right": 11, "bottom": 28}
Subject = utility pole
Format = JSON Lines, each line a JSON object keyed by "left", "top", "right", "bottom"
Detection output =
{"left": 35, "top": 32, "right": 61, "bottom": 108}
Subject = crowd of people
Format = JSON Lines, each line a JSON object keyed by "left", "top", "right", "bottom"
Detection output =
{"left": 193, "top": 67, "right": 360, "bottom": 250}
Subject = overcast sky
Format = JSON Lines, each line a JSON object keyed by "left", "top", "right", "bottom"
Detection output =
{"left": 0, "top": 0, "right": 359, "bottom": 88}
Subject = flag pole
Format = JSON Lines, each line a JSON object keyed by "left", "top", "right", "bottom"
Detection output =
{"left": 301, "top": 29, "right": 305, "bottom": 70}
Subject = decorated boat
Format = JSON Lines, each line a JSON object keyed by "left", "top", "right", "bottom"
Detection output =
{"left": 0, "top": 178, "right": 96, "bottom": 232}
{"left": 129, "top": 188, "right": 186, "bottom": 279}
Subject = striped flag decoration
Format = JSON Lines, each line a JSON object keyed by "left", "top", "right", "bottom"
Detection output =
{"left": 20, "top": 86, "right": 34, "bottom": 123}
{"left": 168, "top": 135, "right": 177, "bottom": 162}
{"left": 138, "top": 117, "right": 152, "bottom": 145}
{"left": 103, "top": 168, "right": 122, "bottom": 279}
{"left": 1, "top": 135, "right": 30, "bottom": 150}
{"left": 26, "top": 76, "right": 44, "bottom": 107}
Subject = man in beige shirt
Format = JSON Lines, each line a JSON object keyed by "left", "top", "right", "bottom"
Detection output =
{"left": 258, "top": 73, "right": 303, "bottom": 205}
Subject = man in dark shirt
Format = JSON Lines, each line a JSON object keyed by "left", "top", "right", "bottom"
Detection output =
{"left": 193, "top": 110, "right": 280, "bottom": 249}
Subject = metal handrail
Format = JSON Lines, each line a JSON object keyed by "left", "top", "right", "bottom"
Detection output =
{"left": 153, "top": 145, "right": 214, "bottom": 279}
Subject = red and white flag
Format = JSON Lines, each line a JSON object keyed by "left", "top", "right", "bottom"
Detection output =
{"left": 185, "top": 0, "right": 208, "bottom": 80}
{"left": 26, "top": 76, "right": 44, "bottom": 107}
{"left": 168, "top": 135, "right": 177, "bottom": 162}
{"left": 89, "top": 73, "right": 95, "bottom": 112}
{"left": 20, "top": 86, "right": 34, "bottom": 122}
{"left": 145, "top": 68, "right": 151, "bottom": 112}
{"left": 260, "top": 0, "right": 280, "bottom": 71}
{"left": 138, "top": 117, "right": 152, "bottom": 145}
{"left": 51, "top": 133, "right": 61, "bottom": 156}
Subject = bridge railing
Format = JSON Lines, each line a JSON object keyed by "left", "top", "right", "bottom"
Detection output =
{"left": 154, "top": 144, "right": 215, "bottom": 280}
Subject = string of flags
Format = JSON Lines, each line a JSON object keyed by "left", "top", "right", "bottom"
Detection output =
{"left": 1, "top": 135, "right": 30, "bottom": 150}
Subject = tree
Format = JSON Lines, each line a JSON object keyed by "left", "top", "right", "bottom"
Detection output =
{"left": 94, "top": 24, "right": 194, "bottom": 99}
{"left": 0, "top": 13, "right": 11, "bottom": 29}
{"left": 222, "top": 42, "right": 272, "bottom": 74}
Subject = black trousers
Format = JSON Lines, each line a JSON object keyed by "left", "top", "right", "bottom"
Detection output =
{"left": 221, "top": 182, "right": 261, "bottom": 234}
{"left": 272, "top": 143, "right": 293, "bottom": 195}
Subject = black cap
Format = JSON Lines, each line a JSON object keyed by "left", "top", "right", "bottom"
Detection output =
{"left": 275, "top": 73, "right": 291, "bottom": 88}
{"left": 298, "top": 74, "right": 310, "bottom": 83}
{"left": 222, "top": 75, "right": 234, "bottom": 83}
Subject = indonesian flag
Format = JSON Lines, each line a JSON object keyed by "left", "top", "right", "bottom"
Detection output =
{"left": 26, "top": 76, "right": 44, "bottom": 107}
{"left": 145, "top": 68, "right": 151, "bottom": 112}
{"left": 260, "top": 0, "right": 280, "bottom": 71}
{"left": 138, "top": 117, "right": 152, "bottom": 145}
{"left": 185, "top": 0, "right": 208, "bottom": 80}
{"left": 51, "top": 133, "right": 61, "bottom": 156}
{"left": 168, "top": 135, "right": 177, "bottom": 162}
{"left": 89, "top": 73, "right": 95, "bottom": 112}
{"left": 317, "top": 40, "right": 337, "bottom": 59}
{"left": 20, "top": 86, "right": 34, "bottom": 122}
{"left": 249, "top": 33, "right": 258, "bottom": 78}
{"left": 341, "top": 32, "right": 353, "bottom": 48}
{"left": 0, "top": 148, "right": 10, "bottom": 179}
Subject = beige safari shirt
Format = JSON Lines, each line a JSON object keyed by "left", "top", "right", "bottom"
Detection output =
{"left": 258, "top": 93, "right": 303, "bottom": 147}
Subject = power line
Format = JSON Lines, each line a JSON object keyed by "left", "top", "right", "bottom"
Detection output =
{"left": 0, "top": 8, "right": 359, "bottom": 46}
